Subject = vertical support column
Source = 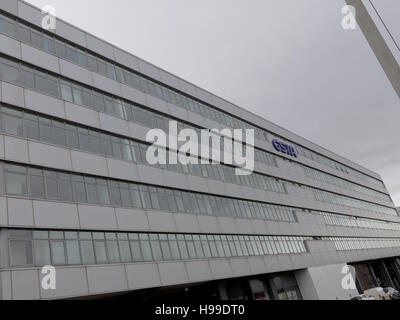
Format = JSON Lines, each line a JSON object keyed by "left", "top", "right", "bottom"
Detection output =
{"left": 367, "top": 263, "right": 379, "bottom": 287}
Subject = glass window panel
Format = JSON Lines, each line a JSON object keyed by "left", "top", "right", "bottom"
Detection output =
{"left": 45, "top": 176, "right": 59, "bottom": 199}
{"left": 66, "top": 240, "right": 81, "bottom": 264}
{"left": 39, "top": 118, "right": 52, "bottom": 142}
{"left": 130, "top": 241, "right": 142, "bottom": 262}
{"left": 80, "top": 241, "right": 95, "bottom": 264}
{"left": 10, "top": 240, "right": 32, "bottom": 266}
{"left": 73, "top": 180, "right": 87, "bottom": 203}
{"left": 30, "top": 174, "right": 45, "bottom": 198}
{"left": 94, "top": 242, "right": 108, "bottom": 263}
{"left": 107, "top": 241, "right": 121, "bottom": 263}
{"left": 3, "top": 113, "right": 23, "bottom": 136}
{"left": 119, "top": 241, "right": 132, "bottom": 262}
{"left": 6, "top": 171, "right": 27, "bottom": 196}
{"left": 140, "top": 237, "right": 153, "bottom": 261}
{"left": 34, "top": 240, "right": 51, "bottom": 265}
{"left": 59, "top": 177, "right": 74, "bottom": 202}
{"left": 0, "top": 60, "right": 19, "bottom": 83}
{"left": 0, "top": 15, "right": 16, "bottom": 37}
{"left": 20, "top": 66, "right": 35, "bottom": 89}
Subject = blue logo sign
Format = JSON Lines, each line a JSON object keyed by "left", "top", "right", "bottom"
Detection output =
{"left": 272, "top": 139, "right": 297, "bottom": 157}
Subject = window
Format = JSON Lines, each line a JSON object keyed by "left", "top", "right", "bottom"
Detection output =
{"left": 72, "top": 86, "right": 83, "bottom": 105}
{"left": 87, "top": 54, "right": 98, "bottom": 72}
{"left": 94, "top": 234, "right": 108, "bottom": 263}
{"left": 29, "top": 168, "right": 45, "bottom": 198}
{"left": 51, "top": 241, "right": 66, "bottom": 265}
{"left": 56, "top": 40, "right": 67, "bottom": 59}
{"left": 97, "top": 59, "right": 107, "bottom": 76}
{"left": 66, "top": 45, "right": 79, "bottom": 64}
{"left": 2, "top": 107, "right": 23, "bottom": 136}
{"left": 10, "top": 240, "right": 32, "bottom": 266}
{"left": 0, "top": 15, "right": 16, "bottom": 37}
{"left": 5, "top": 165, "right": 27, "bottom": 196}
{"left": 61, "top": 81, "right": 73, "bottom": 102}
{"left": 0, "top": 59, "right": 19, "bottom": 83}
{"left": 20, "top": 66, "right": 35, "bottom": 89}
{"left": 66, "top": 238, "right": 81, "bottom": 264}
{"left": 35, "top": 71, "right": 59, "bottom": 97}
{"left": 77, "top": 49, "right": 88, "bottom": 68}
{"left": 45, "top": 170, "right": 59, "bottom": 199}
{"left": 72, "top": 175, "right": 87, "bottom": 203}
{"left": 24, "top": 113, "right": 39, "bottom": 139}
{"left": 118, "top": 234, "right": 132, "bottom": 262}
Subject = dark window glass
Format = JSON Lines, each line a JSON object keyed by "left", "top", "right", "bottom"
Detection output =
{"left": 97, "top": 59, "right": 107, "bottom": 76}
{"left": 51, "top": 241, "right": 66, "bottom": 265}
{"left": 10, "top": 240, "right": 32, "bottom": 266}
{"left": 72, "top": 177, "right": 87, "bottom": 203}
{"left": 107, "top": 240, "right": 120, "bottom": 263}
{"left": 53, "top": 121, "right": 66, "bottom": 146}
{"left": 34, "top": 240, "right": 51, "bottom": 265}
{"left": 60, "top": 81, "right": 73, "bottom": 102}
{"left": 31, "top": 30, "right": 44, "bottom": 50}
{"left": 42, "top": 35, "right": 55, "bottom": 54}
{"left": 77, "top": 50, "right": 88, "bottom": 68}
{"left": 3, "top": 112, "right": 23, "bottom": 136}
{"left": 94, "top": 241, "right": 107, "bottom": 263}
{"left": 87, "top": 55, "right": 97, "bottom": 72}
{"left": 25, "top": 114, "right": 39, "bottom": 140}
{"left": 39, "top": 117, "right": 52, "bottom": 142}
{"left": 109, "top": 182, "right": 122, "bottom": 206}
{"left": 66, "top": 125, "right": 79, "bottom": 149}
{"left": 59, "top": 176, "right": 74, "bottom": 202}
{"left": 56, "top": 40, "right": 67, "bottom": 59}
{"left": 0, "top": 59, "right": 19, "bottom": 83}
{"left": 45, "top": 171, "right": 59, "bottom": 199}
{"left": 6, "top": 171, "right": 27, "bottom": 196}
{"left": 80, "top": 241, "right": 95, "bottom": 264}
{"left": 66, "top": 240, "right": 81, "bottom": 264}
{"left": 0, "top": 15, "right": 16, "bottom": 37}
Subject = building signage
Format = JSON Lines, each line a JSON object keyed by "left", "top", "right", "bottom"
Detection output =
{"left": 272, "top": 139, "right": 297, "bottom": 158}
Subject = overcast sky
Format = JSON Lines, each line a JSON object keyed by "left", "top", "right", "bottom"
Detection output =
{"left": 25, "top": 0, "right": 400, "bottom": 206}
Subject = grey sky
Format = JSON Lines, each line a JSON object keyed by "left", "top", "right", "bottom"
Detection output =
{"left": 25, "top": 0, "right": 400, "bottom": 206}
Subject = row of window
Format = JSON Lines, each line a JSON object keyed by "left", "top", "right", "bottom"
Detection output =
{"left": 311, "top": 188, "right": 397, "bottom": 216}
{"left": 0, "top": 104, "right": 285, "bottom": 193}
{"left": 329, "top": 237, "right": 400, "bottom": 251}
{"left": 0, "top": 53, "right": 388, "bottom": 203}
{"left": 1, "top": 162, "right": 295, "bottom": 222}
{"left": 2, "top": 155, "right": 395, "bottom": 220}
{"left": 7, "top": 229, "right": 309, "bottom": 267}
{"left": 0, "top": 12, "right": 385, "bottom": 189}
{"left": 320, "top": 212, "right": 400, "bottom": 231}
{"left": 304, "top": 167, "right": 390, "bottom": 202}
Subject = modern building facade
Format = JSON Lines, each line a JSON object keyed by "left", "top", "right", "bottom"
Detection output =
{"left": 0, "top": 0, "right": 399, "bottom": 300}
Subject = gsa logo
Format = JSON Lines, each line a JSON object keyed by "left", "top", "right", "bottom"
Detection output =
{"left": 272, "top": 139, "right": 297, "bottom": 158}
